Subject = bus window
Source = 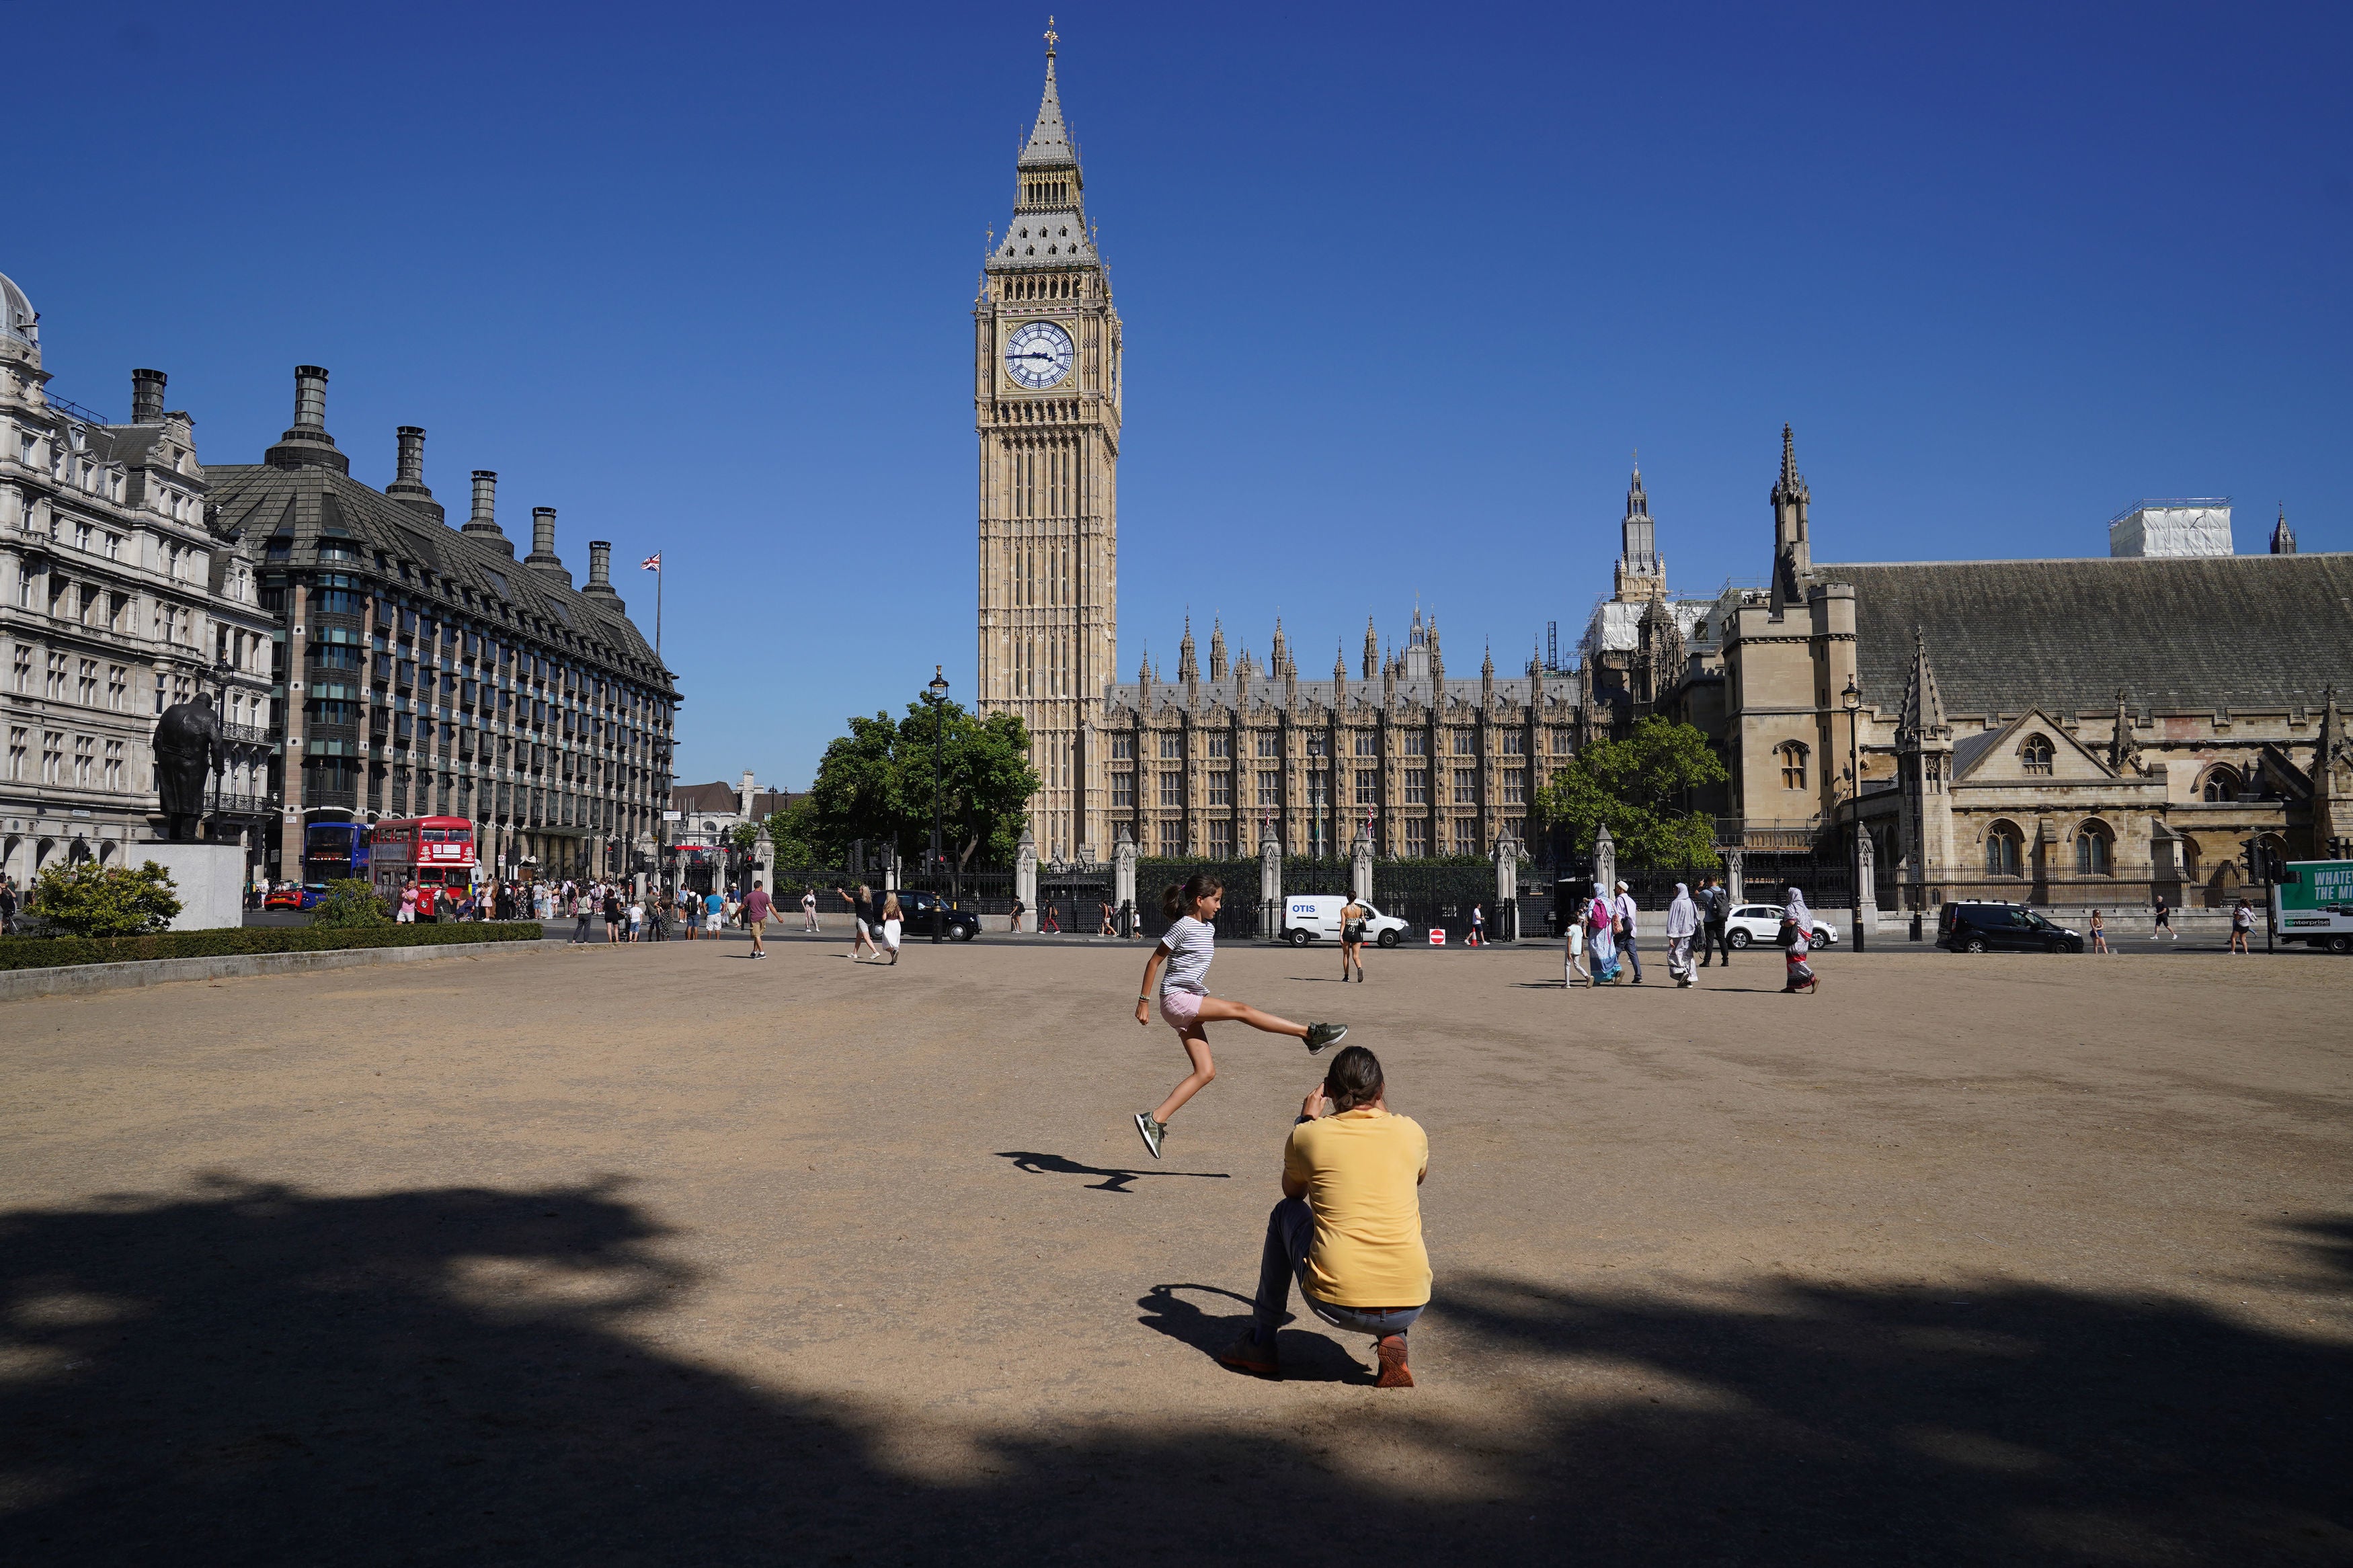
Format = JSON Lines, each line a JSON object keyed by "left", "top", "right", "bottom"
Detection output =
{"left": 423, "top": 829, "right": 447, "bottom": 842}
{"left": 446, "top": 825, "right": 473, "bottom": 841}
{"left": 418, "top": 869, "right": 446, "bottom": 886}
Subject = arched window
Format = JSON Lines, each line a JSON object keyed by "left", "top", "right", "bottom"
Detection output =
{"left": 2074, "top": 819, "right": 2113, "bottom": 874}
{"left": 1987, "top": 821, "right": 2024, "bottom": 877}
{"left": 1778, "top": 741, "right": 1808, "bottom": 790}
{"left": 2201, "top": 766, "right": 2242, "bottom": 802}
{"left": 2020, "top": 735, "right": 2054, "bottom": 776}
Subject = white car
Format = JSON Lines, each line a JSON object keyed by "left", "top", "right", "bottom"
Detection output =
{"left": 1724, "top": 903, "right": 1839, "bottom": 948}
{"left": 1279, "top": 895, "right": 1412, "bottom": 948}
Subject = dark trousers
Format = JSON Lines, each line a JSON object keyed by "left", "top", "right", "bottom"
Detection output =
{"left": 1701, "top": 921, "right": 1731, "bottom": 965}
{"left": 1251, "top": 1197, "right": 1425, "bottom": 1347}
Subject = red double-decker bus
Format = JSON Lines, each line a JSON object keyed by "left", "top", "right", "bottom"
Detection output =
{"left": 368, "top": 816, "right": 479, "bottom": 919}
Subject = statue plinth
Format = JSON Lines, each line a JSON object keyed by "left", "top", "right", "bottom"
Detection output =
{"left": 127, "top": 841, "right": 247, "bottom": 931}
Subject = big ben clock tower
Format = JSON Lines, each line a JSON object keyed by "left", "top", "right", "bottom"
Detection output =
{"left": 976, "top": 21, "right": 1121, "bottom": 862}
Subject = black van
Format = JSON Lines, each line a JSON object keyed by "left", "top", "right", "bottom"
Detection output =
{"left": 1938, "top": 901, "right": 2085, "bottom": 954}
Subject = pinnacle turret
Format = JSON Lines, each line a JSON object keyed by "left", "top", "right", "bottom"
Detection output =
{"left": 1209, "top": 616, "right": 1228, "bottom": 682}
{"left": 2272, "top": 505, "right": 2298, "bottom": 555}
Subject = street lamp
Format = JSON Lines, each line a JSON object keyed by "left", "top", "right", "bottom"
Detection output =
{"left": 927, "top": 665, "right": 950, "bottom": 944}
{"left": 1843, "top": 675, "right": 1866, "bottom": 954}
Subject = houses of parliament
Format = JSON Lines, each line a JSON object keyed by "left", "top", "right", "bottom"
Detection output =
{"left": 973, "top": 29, "right": 1574, "bottom": 864}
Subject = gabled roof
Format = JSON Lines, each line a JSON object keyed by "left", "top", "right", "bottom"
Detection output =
{"left": 1829, "top": 553, "right": 2353, "bottom": 718}
{"left": 207, "top": 459, "right": 670, "bottom": 690}
{"left": 1951, "top": 708, "right": 2115, "bottom": 783}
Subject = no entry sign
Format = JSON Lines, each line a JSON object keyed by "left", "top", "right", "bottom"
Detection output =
{"left": 1428, "top": 928, "right": 1445, "bottom": 945}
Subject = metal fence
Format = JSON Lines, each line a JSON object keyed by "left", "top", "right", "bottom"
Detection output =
{"left": 1372, "top": 862, "right": 1499, "bottom": 942}
{"left": 1135, "top": 858, "right": 1265, "bottom": 941}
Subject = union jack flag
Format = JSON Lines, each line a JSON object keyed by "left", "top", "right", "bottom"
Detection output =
{"left": 640, "top": 553, "right": 661, "bottom": 571}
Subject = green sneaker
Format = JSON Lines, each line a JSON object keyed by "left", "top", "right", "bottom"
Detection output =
{"left": 1133, "top": 1112, "right": 1165, "bottom": 1159}
{"left": 1305, "top": 1022, "right": 1348, "bottom": 1055}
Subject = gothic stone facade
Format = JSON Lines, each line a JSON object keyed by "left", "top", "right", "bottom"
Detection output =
{"left": 1, "top": 270, "right": 278, "bottom": 886}
{"left": 973, "top": 31, "right": 1121, "bottom": 862}
{"left": 205, "top": 367, "right": 678, "bottom": 884}
{"left": 1099, "top": 611, "right": 1575, "bottom": 860}
{"left": 1706, "top": 426, "right": 2352, "bottom": 907}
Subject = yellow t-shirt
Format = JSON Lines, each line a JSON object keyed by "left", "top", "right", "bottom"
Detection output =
{"left": 1283, "top": 1108, "right": 1431, "bottom": 1308}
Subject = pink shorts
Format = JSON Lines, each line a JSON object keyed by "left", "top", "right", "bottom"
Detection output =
{"left": 1158, "top": 989, "right": 1205, "bottom": 1032}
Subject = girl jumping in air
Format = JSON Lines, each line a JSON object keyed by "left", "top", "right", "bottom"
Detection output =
{"left": 1132, "top": 873, "right": 1349, "bottom": 1159}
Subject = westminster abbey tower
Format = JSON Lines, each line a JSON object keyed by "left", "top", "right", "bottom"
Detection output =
{"left": 975, "top": 24, "right": 1122, "bottom": 860}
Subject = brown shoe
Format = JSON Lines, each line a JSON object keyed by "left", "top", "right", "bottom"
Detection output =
{"left": 1217, "top": 1331, "right": 1279, "bottom": 1378}
{"left": 1374, "top": 1334, "right": 1414, "bottom": 1388}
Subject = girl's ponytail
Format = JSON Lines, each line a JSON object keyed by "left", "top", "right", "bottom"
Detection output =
{"left": 1162, "top": 872, "right": 1223, "bottom": 921}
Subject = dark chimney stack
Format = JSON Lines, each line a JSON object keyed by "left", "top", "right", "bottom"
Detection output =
{"left": 264, "top": 364, "right": 348, "bottom": 472}
{"left": 525, "top": 505, "right": 568, "bottom": 581}
{"left": 583, "top": 540, "right": 621, "bottom": 602}
{"left": 462, "top": 470, "right": 512, "bottom": 552}
{"left": 385, "top": 425, "right": 444, "bottom": 523}
{"left": 130, "top": 369, "right": 167, "bottom": 424}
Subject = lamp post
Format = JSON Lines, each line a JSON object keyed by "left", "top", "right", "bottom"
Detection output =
{"left": 927, "top": 665, "right": 950, "bottom": 944}
{"left": 1843, "top": 675, "right": 1866, "bottom": 954}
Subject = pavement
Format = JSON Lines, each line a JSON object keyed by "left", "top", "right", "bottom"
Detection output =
{"left": 3, "top": 939, "right": 2348, "bottom": 1565}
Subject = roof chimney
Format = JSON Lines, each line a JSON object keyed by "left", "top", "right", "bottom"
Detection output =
{"left": 130, "top": 369, "right": 167, "bottom": 424}
{"left": 385, "top": 426, "right": 444, "bottom": 524}
{"left": 264, "top": 364, "right": 349, "bottom": 473}
{"left": 462, "top": 470, "right": 514, "bottom": 554}
{"left": 525, "top": 505, "right": 569, "bottom": 581}
{"left": 583, "top": 539, "right": 621, "bottom": 604}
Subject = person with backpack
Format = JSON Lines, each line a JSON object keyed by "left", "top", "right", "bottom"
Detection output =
{"left": 1698, "top": 876, "right": 1732, "bottom": 967}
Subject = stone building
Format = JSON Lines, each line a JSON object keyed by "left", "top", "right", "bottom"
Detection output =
{"left": 1, "top": 270, "right": 278, "bottom": 886}
{"left": 1573, "top": 463, "right": 1724, "bottom": 756}
{"left": 973, "top": 24, "right": 1122, "bottom": 860}
{"left": 1701, "top": 425, "right": 2353, "bottom": 909}
{"left": 1096, "top": 608, "right": 1577, "bottom": 860}
{"left": 668, "top": 772, "right": 794, "bottom": 893}
{"left": 204, "top": 366, "right": 678, "bottom": 884}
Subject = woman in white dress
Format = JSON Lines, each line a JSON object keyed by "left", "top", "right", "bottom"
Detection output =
{"left": 875, "top": 893, "right": 904, "bottom": 965}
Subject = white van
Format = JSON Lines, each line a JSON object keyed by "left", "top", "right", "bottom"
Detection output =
{"left": 1279, "top": 895, "right": 1410, "bottom": 948}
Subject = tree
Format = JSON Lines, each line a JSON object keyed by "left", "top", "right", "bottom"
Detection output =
{"left": 27, "top": 858, "right": 182, "bottom": 938}
{"left": 783, "top": 699, "right": 1039, "bottom": 870}
{"left": 310, "top": 878, "right": 393, "bottom": 929}
{"left": 1533, "top": 716, "right": 1726, "bottom": 868}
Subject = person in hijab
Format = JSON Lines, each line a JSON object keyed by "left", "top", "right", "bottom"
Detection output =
{"left": 1665, "top": 882, "right": 1700, "bottom": 987}
{"left": 1585, "top": 882, "right": 1619, "bottom": 985}
{"left": 1781, "top": 886, "right": 1819, "bottom": 994}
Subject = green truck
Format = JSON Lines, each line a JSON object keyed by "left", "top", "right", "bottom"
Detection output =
{"left": 2272, "top": 860, "right": 2353, "bottom": 954}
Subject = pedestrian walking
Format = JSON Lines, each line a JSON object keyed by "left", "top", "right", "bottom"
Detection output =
{"left": 603, "top": 886, "right": 625, "bottom": 943}
{"left": 1612, "top": 882, "right": 1644, "bottom": 984}
{"left": 704, "top": 887, "right": 725, "bottom": 940}
{"left": 875, "top": 893, "right": 904, "bottom": 964}
{"left": 801, "top": 886, "right": 820, "bottom": 932}
{"left": 2229, "top": 897, "right": 2256, "bottom": 954}
{"left": 1780, "top": 886, "right": 1819, "bottom": 994}
{"left": 2153, "top": 895, "right": 2176, "bottom": 940}
{"left": 742, "top": 879, "right": 775, "bottom": 958}
{"left": 1339, "top": 896, "right": 1369, "bottom": 983}
{"left": 1468, "top": 904, "right": 1486, "bottom": 947}
{"left": 1041, "top": 901, "right": 1062, "bottom": 934}
{"left": 1585, "top": 883, "right": 1619, "bottom": 985}
{"left": 1665, "top": 882, "right": 1699, "bottom": 987}
{"left": 1563, "top": 899, "right": 1587, "bottom": 987}
{"left": 1, "top": 875, "right": 19, "bottom": 935}
{"left": 839, "top": 883, "right": 883, "bottom": 961}
{"left": 723, "top": 888, "right": 742, "bottom": 928}
{"left": 2090, "top": 907, "right": 2109, "bottom": 954}
{"left": 1130, "top": 872, "right": 1349, "bottom": 1160}
{"left": 397, "top": 880, "right": 419, "bottom": 924}
{"left": 1009, "top": 896, "right": 1027, "bottom": 934}
{"left": 1699, "top": 875, "right": 1731, "bottom": 967}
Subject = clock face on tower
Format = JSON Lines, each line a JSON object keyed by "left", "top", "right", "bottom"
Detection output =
{"left": 1004, "top": 320, "right": 1074, "bottom": 390}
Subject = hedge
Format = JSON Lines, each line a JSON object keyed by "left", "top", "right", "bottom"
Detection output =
{"left": 0, "top": 921, "right": 547, "bottom": 973}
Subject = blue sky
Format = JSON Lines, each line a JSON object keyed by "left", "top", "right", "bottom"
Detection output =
{"left": 9, "top": 2, "right": 2347, "bottom": 788}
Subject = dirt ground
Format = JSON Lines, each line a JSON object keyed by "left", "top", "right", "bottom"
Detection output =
{"left": 3, "top": 935, "right": 2348, "bottom": 1565}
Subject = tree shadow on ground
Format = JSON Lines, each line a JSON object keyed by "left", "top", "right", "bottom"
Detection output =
{"left": 2, "top": 1178, "right": 2347, "bottom": 1565}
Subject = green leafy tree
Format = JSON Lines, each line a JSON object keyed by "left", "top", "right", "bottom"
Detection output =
{"left": 1533, "top": 716, "right": 1726, "bottom": 868}
{"left": 309, "top": 878, "right": 393, "bottom": 929}
{"left": 789, "top": 699, "right": 1039, "bottom": 870}
{"left": 729, "top": 822, "right": 762, "bottom": 855}
{"left": 27, "top": 859, "right": 182, "bottom": 937}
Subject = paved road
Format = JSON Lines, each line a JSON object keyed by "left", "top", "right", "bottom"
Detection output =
{"left": 5, "top": 940, "right": 2346, "bottom": 1563}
